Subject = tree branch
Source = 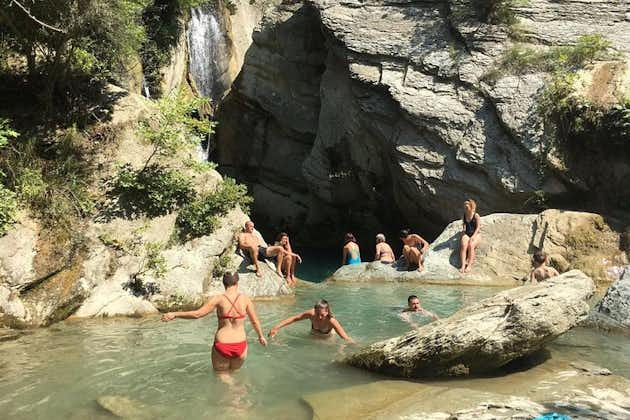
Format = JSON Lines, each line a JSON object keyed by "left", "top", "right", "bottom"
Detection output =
{"left": 10, "top": 0, "right": 67, "bottom": 34}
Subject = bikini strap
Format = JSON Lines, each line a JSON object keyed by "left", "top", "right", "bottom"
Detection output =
{"left": 221, "top": 294, "right": 244, "bottom": 318}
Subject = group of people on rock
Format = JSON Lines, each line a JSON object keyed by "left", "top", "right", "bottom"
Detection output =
{"left": 161, "top": 198, "right": 561, "bottom": 373}
{"left": 341, "top": 199, "right": 481, "bottom": 273}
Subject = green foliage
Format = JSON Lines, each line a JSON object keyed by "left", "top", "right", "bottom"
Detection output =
{"left": 488, "top": 34, "right": 613, "bottom": 81}
{"left": 113, "top": 164, "right": 195, "bottom": 217}
{"left": 144, "top": 241, "right": 168, "bottom": 278}
{"left": 138, "top": 90, "right": 213, "bottom": 168}
{"left": 212, "top": 252, "right": 232, "bottom": 278}
{"left": 481, "top": 0, "right": 527, "bottom": 25}
{"left": 0, "top": 0, "right": 150, "bottom": 113}
{"left": 0, "top": 118, "right": 19, "bottom": 148}
{"left": 176, "top": 177, "right": 253, "bottom": 240}
{"left": 0, "top": 126, "right": 94, "bottom": 231}
{"left": 0, "top": 182, "right": 18, "bottom": 236}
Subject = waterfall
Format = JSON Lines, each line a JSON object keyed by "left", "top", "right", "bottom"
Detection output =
{"left": 141, "top": 75, "right": 151, "bottom": 99}
{"left": 188, "top": 5, "right": 231, "bottom": 161}
{"left": 188, "top": 5, "right": 230, "bottom": 102}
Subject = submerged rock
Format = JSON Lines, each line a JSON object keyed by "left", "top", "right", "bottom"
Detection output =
{"left": 345, "top": 270, "right": 594, "bottom": 377}
{"left": 329, "top": 210, "right": 624, "bottom": 285}
{"left": 96, "top": 395, "right": 155, "bottom": 419}
{"left": 587, "top": 266, "right": 630, "bottom": 330}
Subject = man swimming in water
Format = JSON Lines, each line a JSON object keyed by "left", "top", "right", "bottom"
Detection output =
{"left": 529, "top": 251, "right": 560, "bottom": 284}
{"left": 238, "top": 221, "right": 301, "bottom": 277}
{"left": 268, "top": 299, "right": 353, "bottom": 342}
{"left": 402, "top": 295, "right": 438, "bottom": 321}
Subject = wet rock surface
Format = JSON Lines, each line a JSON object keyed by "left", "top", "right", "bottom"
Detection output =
{"left": 587, "top": 266, "right": 630, "bottom": 330}
{"left": 345, "top": 270, "right": 594, "bottom": 377}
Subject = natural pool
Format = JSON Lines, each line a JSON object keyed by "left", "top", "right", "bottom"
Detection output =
{"left": 1, "top": 258, "right": 629, "bottom": 419}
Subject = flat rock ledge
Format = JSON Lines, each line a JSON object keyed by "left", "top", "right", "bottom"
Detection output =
{"left": 586, "top": 265, "right": 630, "bottom": 331}
{"left": 345, "top": 270, "right": 594, "bottom": 377}
{"left": 329, "top": 210, "right": 624, "bottom": 286}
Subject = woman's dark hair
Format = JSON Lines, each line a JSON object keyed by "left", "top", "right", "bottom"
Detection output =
{"left": 532, "top": 251, "right": 547, "bottom": 265}
{"left": 399, "top": 229, "right": 410, "bottom": 239}
{"left": 223, "top": 272, "right": 239, "bottom": 287}
{"left": 314, "top": 299, "right": 333, "bottom": 318}
{"left": 276, "top": 232, "right": 288, "bottom": 242}
{"left": 344, "top": 233, "right": 356, "bottom": 244}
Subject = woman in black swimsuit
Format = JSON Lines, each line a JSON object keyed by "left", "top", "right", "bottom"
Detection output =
{"left": 460, "top": 199, "right": 481, "bottom": 273}
{"left": 267, "top": 300, "right": 353, "bottom": 342}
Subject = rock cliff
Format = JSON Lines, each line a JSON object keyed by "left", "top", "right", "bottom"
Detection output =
{"left": 215, "top": 0, "right": 630, "bottom": 242}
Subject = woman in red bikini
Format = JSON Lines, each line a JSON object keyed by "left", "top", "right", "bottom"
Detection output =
{"left": 161, "top": 272, "right": 267, "bottom": 371}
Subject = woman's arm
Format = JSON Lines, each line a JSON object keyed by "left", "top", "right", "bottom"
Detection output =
{"left": 418, "top": 235, "right": 429, "bottom": 254}
{"left": 246, "top": 298, "right": 267, "bottom": 346}
{"left": 471, "top": 213, "right": 481, "bottom": 237}
{"left": 268, "top": 311, "right": 311, "bottom": 337}
{"left": 330, "top": 318, "right": 353, "bottom": 342}
{"left": 161, "top": 296, "right": 218, "bottom": 321}
{"left": 374, "top": 244, "right": 380, "bottom": 261}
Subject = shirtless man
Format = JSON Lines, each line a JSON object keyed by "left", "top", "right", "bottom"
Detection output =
{"left": 399, "top": 229, "right": 430, "bottom": 272}
{"left": 529, "top": 251, "right": 560, "bottom": 284}
{"left": 238, "top": 221, "right": 301, "bottom": 278}
{"left": 402, "top": 295, "right": 438, "bottom": 320}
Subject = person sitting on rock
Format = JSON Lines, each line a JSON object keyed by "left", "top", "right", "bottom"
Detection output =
{"left": 342, "top": 233, "right": 361, "bottom": 266}
{"left": 402, "top": 295, "right": 438, "bottom": 320}
{"left": 268, "top": 299, "right": 353, "bottom": 342}
{"left": 529, "top": 251, "right": 559, "bottom": 284}
{"left": 460, "top": 199, "right": 481, "bottom": 274}
{"left": 238, "top": 221, "right": 301, "bottom": 277}
{"left": 374, "top": 233, "right": 396, "bottom": 264}
{"left": 275, "top": 232, "right": 298, "bottom": 286}
{"left": 399, "top": 229, "right": 429, "bottom": 271}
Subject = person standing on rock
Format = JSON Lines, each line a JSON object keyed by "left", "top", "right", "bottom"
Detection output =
{"left": 374, "top": 233, "right": 396, "bottom": 264}
{"left": 161, "top": 272, "right": 267, "bottom": 372}
{"left": 238, "top": 221, "right": 301, "bottom": 277}
{"left": 529, "top": 251, "right": 560, "bottom": 283}
{"left": 268, "top": 299, "right": 353, "bottom": 342}
{"left": 460, "top": 199, "right": 481, "bottom": 274}
{"left": 342, "top": 233, "right": 361, "bottom": 265}
{"left": 399, "top": 229, "right": 429, "bottom": 271}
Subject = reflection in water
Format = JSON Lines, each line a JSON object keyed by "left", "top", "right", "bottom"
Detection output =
{"left": 0, "top": 282, "right": 629, "bottom": 419}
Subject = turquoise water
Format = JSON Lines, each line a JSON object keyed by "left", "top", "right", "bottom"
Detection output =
{"left": 1, "top": 268, "right": 629, "bottom": 419}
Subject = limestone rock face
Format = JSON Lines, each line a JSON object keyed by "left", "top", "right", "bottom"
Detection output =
{"left": 215, "top": 0, "right": 630, "bottom": 239}
{"left": 0, "top": 216, "right": 39, "bottom": 289}
{"left": 330, "top": 210, "right": 623, "bottom": 285}
{"left": 345, "top": 270, "right": 594, "bottom": 377}
{"left": 588, "top": 266, "right": 630, "bottom": 330}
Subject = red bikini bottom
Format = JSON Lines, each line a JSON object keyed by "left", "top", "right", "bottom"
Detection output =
{"left": 213, "top": 341, "right": 247, "bottom": 359}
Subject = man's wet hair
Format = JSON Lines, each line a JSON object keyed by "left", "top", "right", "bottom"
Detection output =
{"left": 408, "top": 295, "right": 419, "bottom": 303}
{"left": 533, "top": 251, "right": 547, "bottom": 265}
{"left": 223, "top": 272, "right": 239, "bottom": 287}
{"left": 399, "top": 229, "right": 410, "bottom": 239}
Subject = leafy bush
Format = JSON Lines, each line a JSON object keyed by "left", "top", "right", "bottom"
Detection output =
{"left": 486, "top": 34, "right": 613, "bottom": 82}
{"left": 176, "top": 177, "right": 253, "bottom": 240}
{"left": 113, "top": 164, "right": 195, "bottom": 217}
{"left": 0, "top": 185, "right": 17, "bottom": 236}
{"left": 212, "top": 253, "right": 232, "bottom": 278}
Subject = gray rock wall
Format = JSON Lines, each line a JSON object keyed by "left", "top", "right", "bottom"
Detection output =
{"left": 215, "top": 0, "right": 629, "bottom": 242}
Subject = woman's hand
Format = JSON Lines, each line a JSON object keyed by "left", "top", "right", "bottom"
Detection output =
{"left": 258, "top": 336, "right": 268, "bottom": 346}
{"left": 161, "top": 312, "right": 175, "bottom": 322}
{"left": 268, "top": 328, "right": 279, "bottom": 338}
{"left": 295, "top": 254, "right": 302, "bottom": 264}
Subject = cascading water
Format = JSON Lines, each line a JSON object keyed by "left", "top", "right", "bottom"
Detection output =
{"left": 188, "top": 5, "right": 231, "bottom": 102}
{"left": 188, "top": 4, "right": 231, "bottom": 161}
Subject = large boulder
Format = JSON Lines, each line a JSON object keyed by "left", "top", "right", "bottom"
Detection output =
{"left": 345, "top": 270, "right": 594, "bottom": 377}
{"left": 587, "top": 266, "right": 630, "bottom": 330}
{"left": 329, "top": 210, "right": 624, "bottom": 285}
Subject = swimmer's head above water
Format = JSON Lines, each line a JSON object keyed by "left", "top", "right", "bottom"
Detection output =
{"left": 407, "top": 295, "right": 421, "bottom": 311}
{"left": 314, "top": 299, "right": 332, "bottom": 319}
